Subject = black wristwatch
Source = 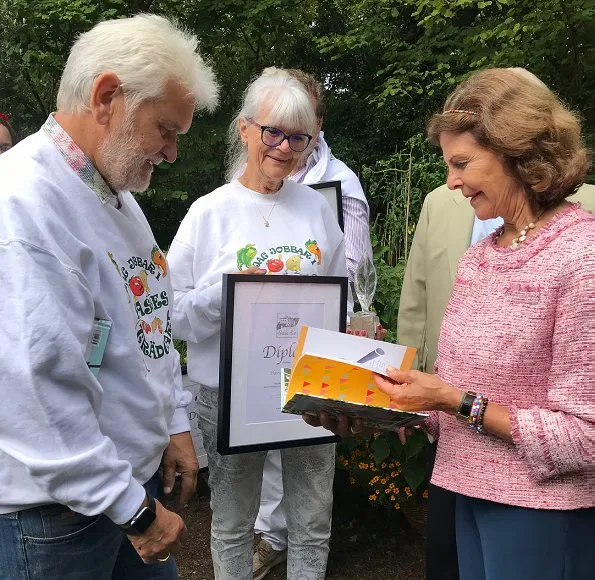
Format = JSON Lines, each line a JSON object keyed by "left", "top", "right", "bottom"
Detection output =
{"left": 119, "top": 495, "right": 157, "bottom": 535}
{"left": 456, "top": 391, "right": 476, "bottom": 421}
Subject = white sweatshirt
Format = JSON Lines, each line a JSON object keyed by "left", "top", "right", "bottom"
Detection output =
{"left": 291, "top": 133, "right": 373, "bottom": 280}
{"left": 168, "top": 179, "right": 347, "bottom": 388}
{"left": 0, "top": 120, "right": 190, "bottom": 524}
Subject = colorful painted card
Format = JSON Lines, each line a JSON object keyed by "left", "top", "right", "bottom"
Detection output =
{"left": 282, "top": 326, "right": 426, "bottom": 429}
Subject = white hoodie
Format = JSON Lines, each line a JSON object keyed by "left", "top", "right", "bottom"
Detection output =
{"left": 0, "top": 118, "right": 190, "bottom": 524}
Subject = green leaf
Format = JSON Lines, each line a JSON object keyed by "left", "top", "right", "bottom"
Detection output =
{"left": 402, "top": 454, "right": 427, "bottom": 492}
{"left": 371, "top": 435, "right": 391, "bottom": 464}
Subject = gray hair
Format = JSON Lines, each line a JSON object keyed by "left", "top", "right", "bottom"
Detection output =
{"left": 226, "top": 67, "right": 316, "bottom": 182}
{"left": 57, "top": 14, "right": 219, "bottom": 113}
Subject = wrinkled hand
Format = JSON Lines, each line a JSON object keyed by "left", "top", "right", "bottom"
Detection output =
{"left": 373, "top": 367, "right": 460, "bottom": 413}
{"left": 237, "top": 266, "right": 267, "bottom": 275}
{"left": 162, "top": 432, "right": 198, "bottom": 508}
{"left": 302, "top": 411, "right": 376, "bottom": 438}
{"left": 128, "top": 499, "right": 187, "bottom": 564}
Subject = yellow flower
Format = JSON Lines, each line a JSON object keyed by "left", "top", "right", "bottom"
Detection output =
{"left": 390, "top": 471, "right": 397, "bottom": 478}
{"left": 375, "top": 489, "right": 380, "bottom": 494}
{"left": 394, "top": 502, "right": 401, "bottom": 510}
{"left": 394, "top": 487, "right": 400, "bottom": 494}
{"left": 385, "top": 488, "right": 391, "bottom": 495}
{"left": 369, "top": 494, "right": 377, "bottom": 501}
{"left": 349, "top": 477, "right": 356, "bottom": 485}
{"left": 381, "top": 462, "right": 387, "bottom": 469}
{"left": 380, "top": 478, "right": 388, "bottom": 485}
{"left": 390, "top": 495, "right": 396, "bottom": 501}
{"left": 422, "top": 489, "right": 429, "bottom": 499}
{"left": 389, "top": 462, "right": 395, "bottom": 468}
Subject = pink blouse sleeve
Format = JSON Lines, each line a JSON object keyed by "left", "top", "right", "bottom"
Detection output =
{"left": 510, "top": 252, "right": 595, "bottom": 481}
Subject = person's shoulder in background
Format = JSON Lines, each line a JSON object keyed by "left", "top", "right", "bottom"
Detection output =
{"left": 570, "top": 183, "right": 595, "bottom": 214}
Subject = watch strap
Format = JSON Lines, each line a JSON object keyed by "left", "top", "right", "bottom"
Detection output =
{"left": 119, "top": 494, "right": 156, "bottom": 535}
{"left": 456, "top": 391, "right": 476, "bottom": 420}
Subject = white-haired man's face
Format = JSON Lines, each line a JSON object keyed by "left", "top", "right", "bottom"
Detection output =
{"left": 98, "top": 80, "right": 195, "bottom": 192}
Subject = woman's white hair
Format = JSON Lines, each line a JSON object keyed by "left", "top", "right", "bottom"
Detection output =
{"left": 226, "top": 67, "right": 316, "bottom": 182}
{"left": 57, "top": 14, "right": 219, "bottom": 113}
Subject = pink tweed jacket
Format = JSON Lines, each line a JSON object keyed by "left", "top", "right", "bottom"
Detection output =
{"left": 429, "top": 203, "right": 594, "bottom": 510}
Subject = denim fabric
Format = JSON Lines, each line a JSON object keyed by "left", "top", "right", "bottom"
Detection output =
{"left": 0, "top": 473, "right": 178, "bottom": 580}
{"left": 198, "top": 386, "right": 334, "bottom": 580}
{"left": 456, "top": 494, "right": 595, "bottom": 580}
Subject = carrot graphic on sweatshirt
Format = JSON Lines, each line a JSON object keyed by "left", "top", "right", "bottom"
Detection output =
{"left": 305, "top": 239, "right": 322, "bottom": 265}
{"left": 151, "top": 245, "right": 168, "bottom": 277}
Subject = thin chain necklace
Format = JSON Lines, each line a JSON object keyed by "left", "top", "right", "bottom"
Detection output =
{"left": 255, "top": 190, "right": 282, "bottom": 227}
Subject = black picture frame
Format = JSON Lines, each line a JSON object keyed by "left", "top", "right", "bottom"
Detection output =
{"left": 217, "top": 274, "right": 347, "bottom": 455}
{"left": 308, "top": 180, "right": 344, "bottom": 232}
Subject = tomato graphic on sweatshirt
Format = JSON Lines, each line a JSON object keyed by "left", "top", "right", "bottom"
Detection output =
{"left": 305, "top": 239, "right": 322, "bottom": 265}
{"left": 267, "top": 256, "right": 284, "bottom": 273}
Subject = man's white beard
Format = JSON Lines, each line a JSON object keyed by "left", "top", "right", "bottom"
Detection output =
{"left": 98, "top": 113, "right": 155, "bottom": 193}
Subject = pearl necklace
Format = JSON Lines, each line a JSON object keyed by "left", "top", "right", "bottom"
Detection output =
{"left": 506, "top": 212, "right": 544, "bottom": 248}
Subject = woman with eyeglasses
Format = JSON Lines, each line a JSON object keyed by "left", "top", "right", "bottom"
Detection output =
{"left": 167, "top": 69, "right": 347, "bottom": 579}
{"left": 0, "top": 114, "right": 15, "bottom": 154}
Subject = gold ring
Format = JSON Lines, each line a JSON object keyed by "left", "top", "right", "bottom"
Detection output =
{"left": 156, "top": 553, "right": 171, "bottom": 563}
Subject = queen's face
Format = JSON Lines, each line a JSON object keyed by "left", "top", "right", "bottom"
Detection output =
{"left": 440, "top": 131, "right": 524, "bottom": 221}
{"left": 0, "top": 124, "right": 12, "bottom": 154}
{"left": 239, "top": 105, "right": 307, "bottom": 187}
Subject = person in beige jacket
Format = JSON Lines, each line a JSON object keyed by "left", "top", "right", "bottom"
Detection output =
{"left": 396, "top": 182, "right": 594, "bottom": 580}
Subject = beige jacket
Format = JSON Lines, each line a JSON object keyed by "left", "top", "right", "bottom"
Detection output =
{"left": 396, "top": 183, "right": 595, "bottom": 373}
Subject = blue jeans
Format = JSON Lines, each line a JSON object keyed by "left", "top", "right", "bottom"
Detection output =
{"left": 456, "top": 494, "right": 595, "bottom": 580}
{"left": 0, "top": 473, "right": 177, "bottom": 580}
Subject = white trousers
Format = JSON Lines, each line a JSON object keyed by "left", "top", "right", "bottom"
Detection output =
{"left": 254, "top": 449, "right": 287, "bottom": 550}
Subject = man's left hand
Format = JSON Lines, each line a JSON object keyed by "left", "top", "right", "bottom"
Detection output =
{"left": 161, "top": 431, "right": 198, "bottom": 508}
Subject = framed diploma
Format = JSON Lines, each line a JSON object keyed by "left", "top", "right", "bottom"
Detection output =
{"left": 308, "top": 180, "right": 344, "bottom": 232}
{"left": 217, "top": 274, "right": 348, "bottom": 454}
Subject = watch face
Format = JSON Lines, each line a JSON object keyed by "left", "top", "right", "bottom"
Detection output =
{"left": 132, "top": 506, "right": 156, "bottom": 533}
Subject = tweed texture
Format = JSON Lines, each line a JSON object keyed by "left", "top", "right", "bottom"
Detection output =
{"left": 430, "top": 203, "right": 595, "bottom": 510}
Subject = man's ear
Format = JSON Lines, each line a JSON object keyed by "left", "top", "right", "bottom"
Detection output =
{"left": 89, "top": 72, "right": 122, "bottom": 126}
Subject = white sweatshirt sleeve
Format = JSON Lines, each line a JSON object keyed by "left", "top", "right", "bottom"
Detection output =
{"left": 168, "top": 347, "right": 192, "bottom": 435}
{"left": 168, "top": 209, "right": 223, "bottom": 344}
{"left": 0, "top": 240, "right": 145, "bottom": 524}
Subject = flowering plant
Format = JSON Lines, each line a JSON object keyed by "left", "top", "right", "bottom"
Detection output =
{"left": 336, "top": 429, "right": 429, "bottom": 511}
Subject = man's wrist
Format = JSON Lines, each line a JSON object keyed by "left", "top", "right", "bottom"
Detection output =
{"left": 119, "top": 494, "right": 156, "bottom": 535}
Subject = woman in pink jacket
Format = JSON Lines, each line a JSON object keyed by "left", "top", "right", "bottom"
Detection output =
{"left": 373, "top": 68, "right": 594, "bottom": 579}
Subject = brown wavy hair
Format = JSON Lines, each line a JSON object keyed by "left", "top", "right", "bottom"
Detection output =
{"left": 285, "top": 69, "right": 326, "bottom": 120}
{"left": 427, "top": 68, "right": 591, "bottom": 213}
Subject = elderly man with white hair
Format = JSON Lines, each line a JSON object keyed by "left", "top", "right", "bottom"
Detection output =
{"left": 0, "top": 14, "right": 218, "bottom": 579}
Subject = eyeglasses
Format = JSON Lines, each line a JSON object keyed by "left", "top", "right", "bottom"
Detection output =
{"left": 247, "top": 118, "right": 312, "bottom": 153}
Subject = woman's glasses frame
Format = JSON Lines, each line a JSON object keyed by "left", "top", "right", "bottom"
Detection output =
{"left": 246, "top": 118, "right": 312, "bottom": 153}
